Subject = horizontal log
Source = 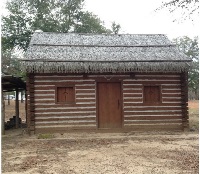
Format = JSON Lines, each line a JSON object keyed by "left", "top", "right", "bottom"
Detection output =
{"left": 34, "top": 95, "right": 54, "bottom": 99}
{"left": 162, "top": 85, "right": 181, "bottom": 89}
{"left": 36, "top": 117, "right": 95, "bottom": 122}
{"left": 124, "top": 106, "right": 182, "bottom": 111}
{"left": 162, "top": 98, "right": 181, "bottom": 102}
{"left": 123, "top": 98, "right": 143, "bottom": 102}
{"left": 162, "top": 89, "right": 181, "bottom": 93}
{"left": 34, "top": 79, "right": 95, "bottom": 84}
{"left": 34, "top": 86, "right": 55, "bottom": 90}
{"left": 134, "top": 76, "right": 180, "bottom": 80}
{"left": 135, "top": 73, "right": 180, "bottom": 76}
{"left": 76, "top": 90, "right": 96, "bottom": 94}
{"left": 123, "top": 90, "right": 143, "bottom": 93}
{"left": 123, "top": 88, "right": 142, "bottom": 91}
{"left": 123, "top": 93, "right": 143, "bottom": 97}
{"left": 34, "top": 76, "right": 83, "bottom": 80}
{"left": 123, "top": 81, "right": 181, "bottom": 85}
{"left": 35, "top": 107, "right": 96, "bottom": 113}
{"left": 162, "top": 94, "right": 182, "bottom": 97}
{"left": 123, "top": 103, "right": 182, "bottom": 107}
{"left": 34, "top": 82, "right": 95, "bottom": 87}
{"left": 123, "top": 84, "right": 143, "bottom": 88}
{"left": 124, "top": 116, "right": 182, "bottom": 120}
{"left": 34, "top": 99, "right": 55, "bottom": 103}
{"left": 76, "top": 99, "right": 96, "bottom": 103}
{"left": 35, "top": 121, "right": 96, "bottom": 126}
{"left": 75, "top": 86, "right": 95, "bottom": 89}
{"left": 124, "top": 120, "right": 182, "bottom": 124}
{"left": 76, "top": 93, "right": 95, "bottom": 96}
{"left": 34, "top": 103, "right": 96, "bottom": 108}
{"left": 124, "top": 111, "right": 182, "bottom": 115}
{"left": 34, "top": 112, "right": 96, "bottom": 117}
{"left": 34, "top": 90, "right": 55, "bottom": 95}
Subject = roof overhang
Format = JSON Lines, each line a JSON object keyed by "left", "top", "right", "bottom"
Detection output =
{"left": 21, "top": 60, "right": 191, "bottom": 73}
{"left": 2, "top": 75, "right": 26, "bottom": 92}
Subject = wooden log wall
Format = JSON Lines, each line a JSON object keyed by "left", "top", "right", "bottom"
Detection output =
{"left": 26, "top": 73, "right": 188, "bottom": 133}
{"left": 33, "top": 74, "right": 96, "bottom": 133}
{"left": 123, "top": 73, "right": 185, "bottom": 130}
{"left": 26, "top": 74, "right": 35, "bottom": 134}
{"left": 180, "top": 72, "right": 189, "bottom": 130}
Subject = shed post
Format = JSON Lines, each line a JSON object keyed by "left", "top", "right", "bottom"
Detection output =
{"left": 21, "top": 91, "right": 24, "bottom": 103}
{"left": 1, "top": 88, "right": 5, "bottom": 135}
{"left": 8, "top": 93, "right": 10, "bottom": 105}
{"left": 15, "top": 88, "right": 19, "bottom": 128}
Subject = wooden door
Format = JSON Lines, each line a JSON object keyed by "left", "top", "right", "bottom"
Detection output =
{"left": 97, "top": 82, "right": 122, "bottom": 128}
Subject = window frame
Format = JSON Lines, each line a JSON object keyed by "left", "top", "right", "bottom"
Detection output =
{"left": 55, "top": 85, "right": 76, "bottom": 104}
{"left": 143, "top": 84, "right": 162, "bottom": 104}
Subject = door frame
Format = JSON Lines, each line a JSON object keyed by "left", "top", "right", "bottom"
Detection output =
{"left": 96, "top": 80, "right": 124, "bottom": 129}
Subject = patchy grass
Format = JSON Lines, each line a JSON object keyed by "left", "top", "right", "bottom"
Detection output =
{"left": 37, "top": 134, "right": 55, "bottom": 139}
{"left": 188, "top": 100, "right": 199, "bottom": 130}
{"left": 189, "top": 108, "right": 199, "bottom": 130}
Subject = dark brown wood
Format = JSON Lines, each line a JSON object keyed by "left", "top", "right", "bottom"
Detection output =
{"left": 35, "top": 112, "right": 96, "bottom": 117}
{"left": 143, "top": 86, "right": 161, "bottom": 103}
{"left": 180, "top": 72, "right": 189, "bottom": 130}
{"left": 123, "top": 98, "right": 143, "bottom": 103}
{"left": 15, "top": 88, "right": 19, "bottom": 128}
{"left": 35, "top": 117, "right": 96, "bottom": 121}
{"left": 124, "top": 120, "right": 182, "bottom": 124}
{"left": 124, "top": 111, "right": 182, "bottom": 115}
{"left": 162, "top": 98, "right": 181, "bottom": 102}
{"left": 27, "top": 73, "right": 35, "bottom": 134}
{"left": 123, "top": 102, "right": 181, "bottom": 106}
{"left": 34, "top": 108, "right": 96, "bottom": 113}
{"left": 125, "top": 107, "right": 182, "bottom": 111}
{"left": 162, "top": 94, "right": 182, "bottom": 97}
{"left": 36, "top": 122, "right": 96, "bottom": 126}
{"left": 26, "top": 72, "right": 189, "bottom": 133}
{"left": 135, "top": 76, "right": 181, "bottom": 80}
{"left": 123, "top": 81, "right": 180, "bottom": 85}
{"left": 34, "top": 103, "right": 95, "bottom": 108}
{"left": 162, "top": 89, "right": 181, "bottom": 93}
{"left": 125, "top": 116, "right": 182, "bottom": 120}
{"left": 1, "top": 88, "right": 5, "bottom": 135}
{"left": 97, "top": 82, "right": 122, "bottom": 128}
{"left": 123, "top": 93, "right": 143, "bottom": 97}
{"left": 123, "top": 89, "right": 143, "bottom": 93}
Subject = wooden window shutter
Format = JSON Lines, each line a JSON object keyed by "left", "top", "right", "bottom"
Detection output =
{"left": 144, "top": 86, "right": 161, "bottom": 103}
{"left": 57, "top": 86, "right": 75, "bottom": 103}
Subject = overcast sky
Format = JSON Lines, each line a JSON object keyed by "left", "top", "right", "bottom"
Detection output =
{"left": 84, "top": 0, "right": 199, "bottom": 39}
{"left": 1, "top": 0, "right": 199, "bottom": 40}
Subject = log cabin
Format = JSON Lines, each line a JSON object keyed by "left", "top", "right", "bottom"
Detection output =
{"left": 22, "top": 32, "right": 192, "bottom": 134}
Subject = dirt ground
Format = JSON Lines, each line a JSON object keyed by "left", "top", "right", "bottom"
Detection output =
{"left": 4, "top": 100, "right": 26, "bottom": 122}
{"left": 2, "top": 100, "right": 199, "bottom": 174}
{"left": 2, "top": 130, "right": 199, "bottom": 174}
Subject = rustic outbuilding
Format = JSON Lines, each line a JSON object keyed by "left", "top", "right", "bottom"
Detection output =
{"left": 22, "top": 32, "right": 192, "bottom": 134}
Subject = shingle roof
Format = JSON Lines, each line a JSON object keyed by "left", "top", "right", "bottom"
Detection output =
{"left": 22, "top": 32, "right": 192, "bottom": 73}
